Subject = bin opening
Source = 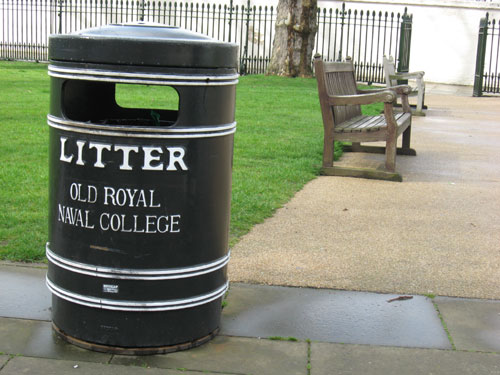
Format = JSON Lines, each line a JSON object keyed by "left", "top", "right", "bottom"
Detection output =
{"left": 62, "top": 80, "right": 179, "bottom": 127}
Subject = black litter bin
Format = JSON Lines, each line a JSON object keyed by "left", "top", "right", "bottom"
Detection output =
{"left": 46, "top": 23, "right": 238, "bottom": 354}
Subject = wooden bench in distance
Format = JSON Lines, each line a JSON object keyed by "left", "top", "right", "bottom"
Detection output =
{"left": 314, "top": 56, "right": 416, "bottom": 182}
{"left": 383, "top": 55, "right": 426, "bottom": 116}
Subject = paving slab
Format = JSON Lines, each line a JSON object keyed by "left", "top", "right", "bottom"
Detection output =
{"left": 112, "top": 335, "right": 308, "bottom": 375}
{"left": 0, "top": 317, "right": 111, "bottom": 363}
{"left": 435, "top": 297, "right": 500, "bottom": 352}
{"left": 0, "top": 356, "right": 214, "bottom": 375}
{"left": 221, "top": 283, "right": 450, "bottom": 349}
{"left": 311, "top": 342, "right": 500, "bottom": 375}
{"left": 0, "top": 264, "right": 51, "bottom": 321}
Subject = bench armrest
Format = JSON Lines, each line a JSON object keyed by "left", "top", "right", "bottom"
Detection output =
{"left": 389, "top": 71, "right": 425, "bottom": 80}
{"left": 383, "top": 84, "right": 413, "bottom": 95}
{"left": 328, "top": 90, "right": 396, "bottom": 106}
{"left": 383, "top": 84, "right": 412, "bottom": 113}
{"left": 357, "top": 85, "right": 412, "bottom": 96}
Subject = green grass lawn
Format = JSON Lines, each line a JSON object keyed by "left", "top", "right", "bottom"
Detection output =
{"left": 0, "top": 61, "right": 381, "bottom": 262}
{"left": 0, "top": 62, "right": 50, "bottom": 262}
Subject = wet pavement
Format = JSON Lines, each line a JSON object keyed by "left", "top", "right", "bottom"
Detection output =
{"left": 0, "top": 262, "right": 499, "bottom": 374}
{"left": 221, "top": 283, "right": 450, "bottom": 349}
{"left": 0, "top": 264, "right": 50, "bottom": 321}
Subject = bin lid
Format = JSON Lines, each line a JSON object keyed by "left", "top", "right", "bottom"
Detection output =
{"left": 49, "top": 22, "right": 238, "bottom": 69}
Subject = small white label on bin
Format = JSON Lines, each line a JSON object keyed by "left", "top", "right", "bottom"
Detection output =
{"left": 103, "top": 284, "right": 119, "bottom": 294}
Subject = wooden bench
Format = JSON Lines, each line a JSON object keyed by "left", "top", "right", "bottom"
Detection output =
{"left": 314, "top": 55, "right": 416, "bottom": 182}
{"left": 383, "top": 55, "right": 426, "bottom": 116}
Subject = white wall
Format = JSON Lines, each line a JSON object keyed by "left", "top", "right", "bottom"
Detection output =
{"left": 332, "top": 0, "right": 500, "bottom": 85}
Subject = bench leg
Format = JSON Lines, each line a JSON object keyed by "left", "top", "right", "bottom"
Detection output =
{"left": 402, "top": 125, "right": 411, "bottom": 149}
{"left": 385, "top": 141, "right": 397, "bottom": 172}
{"left": 350, "top": 142, "right": 362, "bottom": 152}
{"left": 400, "top": 125, "right": 417, "bottom": 155}
{"left": 322, "top": 128, "right": 335, "bottom": 168}
{"left": 414, "top": 80, "right": 425, "bottom": 116}
{"left": 385, "top": 108, "right": 398, "bottom": 172}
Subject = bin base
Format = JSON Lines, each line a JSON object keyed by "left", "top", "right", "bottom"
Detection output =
{"left": 52, "top": 322, "right": 219, "bottom": 355}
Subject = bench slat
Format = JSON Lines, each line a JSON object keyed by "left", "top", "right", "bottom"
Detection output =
{"left": 335, "top": 112, "right": 411, "bottom": 134}
{"left": 336, "top": 115, "right": 384, "bottom": 133}
{"left": 336, "top": 115, "right": 372, "bottom": 131}
{"left": 356, "top": 116, "right": 386, "bottom": 131}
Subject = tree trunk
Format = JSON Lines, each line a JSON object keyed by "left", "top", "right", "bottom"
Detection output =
{"left": 267, "top": 0, "right": 318, "bottom": 77}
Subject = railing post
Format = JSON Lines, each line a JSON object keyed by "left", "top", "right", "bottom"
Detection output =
{"left": 473, "top": 13, "right": 489, "bottom": 97}
{"left": 139, "top": 0, "right": 145, "bottom": 21}
{"left": 337, "top": 2, "right": 345, "bottom": 62}
{"left": 228, "top": 0, "right": 233, "bottom": 42}
{"left": 240, "top": 0, "right": 250, "bottom": 75}
{"left": 58, "top": 0, "right": 64, "bottom": 33}
{"left": 397, "top": 7, "right": 412, "bottom": 84}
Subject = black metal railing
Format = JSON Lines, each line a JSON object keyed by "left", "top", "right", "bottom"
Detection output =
{"left": 0, "top": 0, "right": 411, "bottom": 83}
{"left": 316, "top": 4, "right": 411, "bottom": 84}
{"left": 474, "top": 13, "right": 500, "bottom": 96}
